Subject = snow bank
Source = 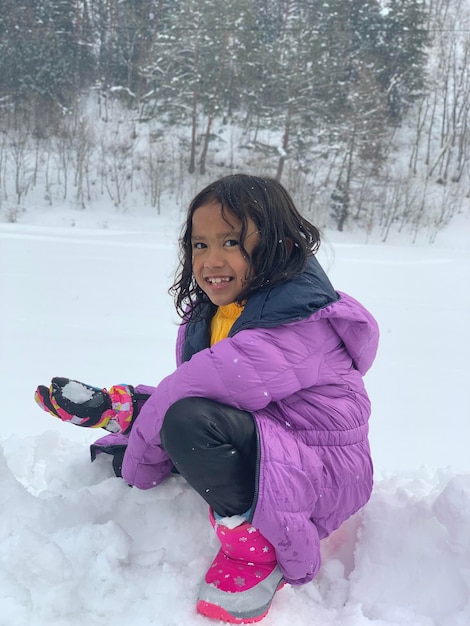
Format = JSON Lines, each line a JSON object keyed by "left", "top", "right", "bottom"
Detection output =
{"left": 1, "top": 433, "right": 469, "bottom": 626}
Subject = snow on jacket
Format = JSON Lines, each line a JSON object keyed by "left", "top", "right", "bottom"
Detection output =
{"left": 93, "top": 256, "right": 379, "bottom": 585}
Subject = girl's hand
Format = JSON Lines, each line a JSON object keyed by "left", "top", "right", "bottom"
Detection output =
{"left": 34, "top": 377, "right": 135, "bottom": 433}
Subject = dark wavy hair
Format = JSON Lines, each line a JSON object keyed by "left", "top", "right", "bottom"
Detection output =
{"left": 170, "top": 174, "right": 321, "bottom": 321}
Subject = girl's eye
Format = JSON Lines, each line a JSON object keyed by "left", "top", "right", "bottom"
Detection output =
{"left": 193, "top": 242, "right": 207, "bottom": 250}
{"left": 224, "top": 239, "right": 239, "bottom": 247}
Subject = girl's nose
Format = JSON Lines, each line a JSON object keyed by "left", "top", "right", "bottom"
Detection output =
{"left": 204, "top": 248, "right": 225, "bottom": 268}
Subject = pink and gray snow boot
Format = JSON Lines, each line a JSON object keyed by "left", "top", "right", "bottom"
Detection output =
{"left": 197, "top": 510, "right": 284, "bottom": 624}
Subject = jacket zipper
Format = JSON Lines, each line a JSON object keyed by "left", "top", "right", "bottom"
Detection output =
{"left": 248, "top": 421, "right": 261, "bottom": 524}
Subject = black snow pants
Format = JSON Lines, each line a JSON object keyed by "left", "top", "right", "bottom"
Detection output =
{"left": 160, "top": 397, "right": 258, "bottom": 517}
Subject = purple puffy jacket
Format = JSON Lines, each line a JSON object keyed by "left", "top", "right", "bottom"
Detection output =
{"left": 93, "top": 258, "right": 379, "bottom": 585}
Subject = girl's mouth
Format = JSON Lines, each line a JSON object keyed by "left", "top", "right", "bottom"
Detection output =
{"left": 206, "top": 277, "right": 232, "bottom": 285}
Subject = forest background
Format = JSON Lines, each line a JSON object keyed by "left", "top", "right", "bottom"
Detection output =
{"left": 0, "top": 0, "right": 469, "bottom": 243}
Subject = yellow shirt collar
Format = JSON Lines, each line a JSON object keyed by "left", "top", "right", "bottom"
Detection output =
{"left": 210, "top": 302, "right": 245, "bottom": 346}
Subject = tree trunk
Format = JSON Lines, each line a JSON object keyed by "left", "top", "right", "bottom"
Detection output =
{"left": 275, "top": 101, "right": 292, "bottom": 181}
{"left": 199, "top": 31, "right": 229, "bottom": 175}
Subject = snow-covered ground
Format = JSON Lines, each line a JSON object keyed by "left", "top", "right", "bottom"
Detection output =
{"left": 1, "top": 207, "right": 469, "bottom": 626}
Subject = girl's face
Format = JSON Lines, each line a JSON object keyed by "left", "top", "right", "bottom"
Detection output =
{"left": 191, "top": 201, "right": 260, "bottom": 307}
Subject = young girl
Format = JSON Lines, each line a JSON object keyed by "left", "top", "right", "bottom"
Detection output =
{"left": 35, "top": 174, "right": 379, "bottom": 624}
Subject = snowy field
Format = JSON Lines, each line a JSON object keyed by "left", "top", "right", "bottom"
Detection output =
{"left": 1, "top": 208, "right": 470, "bottom": 626}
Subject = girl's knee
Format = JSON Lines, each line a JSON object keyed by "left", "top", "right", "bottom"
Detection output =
{"left": 161, "top": 397, "right": 204, "bottom": 451}
{"left": 161, "top": 398, "right": 188, "bottom": 443}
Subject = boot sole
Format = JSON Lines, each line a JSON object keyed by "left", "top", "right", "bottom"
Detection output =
{"left": 196, "top": 581, "right": 285, "bottom": 624}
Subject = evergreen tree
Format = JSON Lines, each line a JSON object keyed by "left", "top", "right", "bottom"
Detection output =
{"left": 140, "top": 0, "right": 257, "bottom": 171}
{"left": 96, "top": 0, "right": 169, "bottom": 96}
{"left": 0, "top": 0, "right": 95, "bottom": 108}
{"left": 374, "top": 0, "right": 429, "bottom": 119}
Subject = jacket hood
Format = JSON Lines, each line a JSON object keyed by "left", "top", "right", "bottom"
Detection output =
{"left": 231, "top": 256, "right": 378, "bottom": 375}
{"left": 324, "top": 292, "right": 379, "bottom": 375}
{"left": 231, "top": 255, "right": 339, "bottom": 333}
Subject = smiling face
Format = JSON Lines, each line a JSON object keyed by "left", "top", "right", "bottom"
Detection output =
{"left": 191, "top": 201, "right": 260, "bottom": 307}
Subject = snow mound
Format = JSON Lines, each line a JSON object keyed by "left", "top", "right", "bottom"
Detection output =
{"left": 1, "top": 433, "right": 469, "bottom": 626}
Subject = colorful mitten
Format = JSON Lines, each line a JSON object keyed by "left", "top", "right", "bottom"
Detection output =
{"left": 35, "top": 377, "right": 136, "bottom": 433}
